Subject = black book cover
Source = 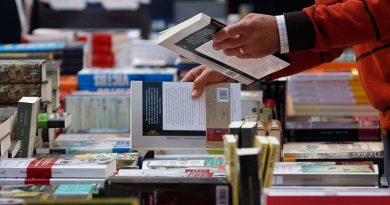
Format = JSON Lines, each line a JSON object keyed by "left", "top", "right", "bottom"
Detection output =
{"left": 240, "top": 121, "right": 258, "bottom": 148}
{"left": 237, "top": 148, "right": 261, "bottom": 205}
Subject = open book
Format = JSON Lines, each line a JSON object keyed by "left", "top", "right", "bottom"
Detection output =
{"left": 158, "top": 13, "right": 290, "bottom": 85}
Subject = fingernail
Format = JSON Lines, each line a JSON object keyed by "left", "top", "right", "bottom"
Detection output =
{"left": 192, "top": 89, "right": 198, "bottom": 97}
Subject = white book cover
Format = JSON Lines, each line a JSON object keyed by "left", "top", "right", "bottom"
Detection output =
{"left": 0, "top": 158, "right": 116, "bottom": 178}
{"left": 131, "top": 81, "right": 241, "bottom": 150}
{"left": 56, "top": 133, "right": 129, "bottom": 142}
{"left": 158, "top": 13, "right": 290, "bottom": 85}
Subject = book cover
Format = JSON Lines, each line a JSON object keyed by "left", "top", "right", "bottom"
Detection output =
{"left": 236, "top": 148, "right": 261, "bottom": 205}
{"left": 158, "top": 13, "right": 289, "bottom": 85}
{"left": 131, "top": 81, "right": 240, "bottom": 150}
{"left": 228, "top": 121, "right": 244, "bottom": 142}
{"left": 0, "top": 60, "right": 47, "bottom": 84}
{"left": 263, "top": 136, "right": 281, "bottom": 188}
{"left": 36, "top": 140, "right": 132, "bottom": 155}
{"left": 0, "top": 158, "right": 116, "bottom": 179}
{"left": 38, "top": 112, "right": 71, "bottom": 129}
{"left": 77, "top": 68, "right": 177, "bottom": 91}
{"left": 223, "top": 134, "right": 239, "bottom": 205}
{"left": 0, "top": 42, "right": 66, "bottom": 53}
{"left": 106, "top": 176, "right": 231, "bottom": 205}
{"left": 254, "top": 136, "right": 269, "bottom": 180}
{"left": 55, "top": 133, "right": 129, "bottom": 142}
{"left": 0, "top": 178, "right": 106, "bottom": 186}
{"left": 13, "top": 97, "right": 41, "bottom": 158}
{"left": 272, "top": 164, "right": 379, "bottom": 187}
{"left": 0, "top": 83, "right": 51, "bottom": 105}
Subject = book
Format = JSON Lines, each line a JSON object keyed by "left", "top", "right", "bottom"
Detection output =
{"left": 283, "top": 142, "right": 384, "bottom": 154}
{"left": 1, "top": 133, "right": 11, "bottom": 158}
{"left": 38, "top": 112, "right": 71, "bottom": 129}
{"left": 36, "top": 140, "right": 132, "bottom": 155}
{"left": 0, "top": 42, "right": 66, "bottom": 53}
{"left": 228, "top": 121, "right": 244, "bottom": 141}
{"left": 106, "top": 176, "right": 231, "bottom": 205}
{"left": 13, "top": 97, "right": 41, "bottom": 158}
{"left": 158, "top": 13, "right": 289, "bottom": 85}
{"left": 141, "top": 158, "right": 224, "bottom": 171}
{"left": 0, "top": 158, "right": 116, "bottom": 178}
{"left": 223, "top": 134, "right": 239, "bottom": 205}
{"left": 55, "top": 133, "right": 129, "bottom": 142}
{"left": 240, "top": 121, "right": 257, "bottom": 148}
{"left": 24, "top": 199, "right": 139, "bottom": 205}
{"left": 7, "top": 140, "right": 21, "bottom": 158}
{"left": 264, "top": 188, "right": 390, "bottom": 205}
{"left": 0, "top": 178, "right": 105, "bottom": 186}
{"left": 272, "top": 164, "right": 379, "bottom": 187}
{"left": 263, "top": 136, "right": 281, "bottom": 188}
{"left": 77, "top": 68, "right": 177, "bottom": 92}
{"left": 285, "top": 120, "right": 381, "bottom": 142}
{"left": 236, "top": 148, "right": 261, "bottom": 205}
{"left": 254, "top": 136, "right": 269, "bottom": 179}
{"left": 0, "top": 82, "right": 52, "bottom": 104}
{"left": 0, "top": 107, "right": 17, "bottom": 139}
{"left": 0, "top": 60, "right": 47, "bottom": 84}
{"left": 53, "top": 184, "right": 95, "bottom": 199}
{"left": 131, "top": 81, "right": 241, "bottom": 150}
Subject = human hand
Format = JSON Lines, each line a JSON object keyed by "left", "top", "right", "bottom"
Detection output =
{"left": 181, "top": 65, "right": 233, "bottom": 98}
{"left": 213, "top": 13, "right": 280, "bottom": 59}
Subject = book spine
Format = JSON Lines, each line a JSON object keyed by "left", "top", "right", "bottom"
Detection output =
{"left": 240, "top": 124, "right": 257, "bottom": 148}
{"left": 238, "top": 151, "right": 260, "bottom": 205}
{"left": 263, "top": 139, "right": 280, "bottom": 188}
{"left": 285, "top": 128, "right": 381, "bottom": 142}
{"left": 0, "top": 84, "right": 43, "bottom": 105}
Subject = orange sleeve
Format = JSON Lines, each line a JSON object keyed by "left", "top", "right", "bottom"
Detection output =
{"left": 284, "top": 0, "right": 390, "bottom": 52}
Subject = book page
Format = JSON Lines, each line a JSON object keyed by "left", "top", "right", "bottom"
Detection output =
{"left": 195, "top": 41, "right": 288, "bottom": 79}
{"left": 162, "top": 82, "right": 206, "bottom": 131}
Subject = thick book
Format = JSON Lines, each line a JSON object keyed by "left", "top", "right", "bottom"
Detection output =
{"left": 77, "top": 68, "right": 177, "bottom": 91}
{"left": 13, "top": 97, "right": 41, "bottom": 158}
{"left": 0, "top": 158, "right": 116, "bottom": 178}
{"left": 0, "top": 60, "right": 47, "bottom": 84}
{"left": 236, "top": 148, "right": 261, "bottom": 205}
{"left": 272, "top": 164, "right": 379, "bottom": 187}
{"left": 38, "top": 112, "right": 71, "bottom": 129}
{"left": 158, "top": 13, "right": 290, "bottom": 85}
{"left": 36, "top": 140, "right": 132, "bottom": 155}
{"left": 264, "top": 188, "right": 390, "bottom": 205}
{"left": 240, "top": 121, "right": 257, "bottom": 148}
{"left": 0, "top": 82, "right": 52, "bottom": 104}
{"left": 131, "top": 81, "right": 241, "bottom": 150}
{"left": 0, "top": 107, "right": 17, "bottom": 139}
{"left": 106, "top": 176, "right": 231, "bottom": 205}
{"left": 285, "top": 120, "right": 381, "bottom": 142}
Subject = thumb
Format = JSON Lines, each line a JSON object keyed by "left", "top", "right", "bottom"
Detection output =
{"left": 192, "top": 69, "right": 212, "bottom": 98}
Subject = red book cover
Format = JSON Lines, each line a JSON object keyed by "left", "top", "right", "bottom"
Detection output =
{"left": 92, "top": 62, "right": 115, "bottom": 68}
{"left": 93, "top": 53, "right": 115, "bottom": 64}
{"left": 92, "top": 44, "right": 115, "bottom": 54}
{"left": 92, "top": 33, "right": 113, "bottom": 44}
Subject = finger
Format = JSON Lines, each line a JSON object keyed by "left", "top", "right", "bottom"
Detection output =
{"left": 213, "top": 23, "right": 248, "bottom": 43}
{"left": 181, "top": 65, "right": 205, "bottom": 82}
{"left": 213, "top": 35, "right": 248, "bottom": 50}
{"left": 237, "top": 53, "right": 257, "bottom": 59}
{"left": 192, "top": 70, "right": 213, "bottom": 98}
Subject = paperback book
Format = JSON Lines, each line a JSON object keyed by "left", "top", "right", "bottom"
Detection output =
{"left": 158, "top": 13, "right": 289, "bottom": 84}
{"left": 0, "top": 60, "right": 47, "bottom": 84}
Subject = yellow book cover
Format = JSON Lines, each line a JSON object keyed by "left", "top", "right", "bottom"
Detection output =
{"left": 267, "top": 120, "right": 282, "bottom": 162}
{"left": 223, "top": 134, "right": 239, "bottom": 205}
{"left": 254, "top": 136, "right": 269, "bottom": 181}
{"left": 263, "top": 136, "right": 281, "bottom": 188}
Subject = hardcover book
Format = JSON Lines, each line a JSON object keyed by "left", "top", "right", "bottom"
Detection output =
{"left": 0, "top": 60, "right": 47, "bottom": 84}
{"left": 158, "top": 13, "right": 289, "bottom": 85}
{"left": 0, "top": 158, "right": 116, "bottom": 179}
{"left": 13, "top": 97, "right": 41, "bottom": 158}
{"left": 131, "top": 81, "right": 241, "bottom": 150}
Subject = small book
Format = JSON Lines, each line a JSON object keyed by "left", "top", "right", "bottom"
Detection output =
{"left": 237, "top": 148, "right": 261, "bottom": 205}
{"left": 0, "top": 158, "right": 116, "bottom": 179}
{"left": 38, "top": 112, "right": 72, "bottom": 129}
{"left": 158, "top": 13, "right": 290, "bottom": 85}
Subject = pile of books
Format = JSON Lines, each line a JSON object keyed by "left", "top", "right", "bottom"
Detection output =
{"left": 91, "top": 32, "right": 128, "bottom": 68}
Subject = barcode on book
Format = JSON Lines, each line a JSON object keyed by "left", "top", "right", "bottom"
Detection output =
{"left": 216, "top": 185, "right": 229, "bottom": 205}
{"left": 217, "top": 88, "right": 229, "bottom": 102}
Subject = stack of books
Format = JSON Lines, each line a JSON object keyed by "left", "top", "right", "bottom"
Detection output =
{"left": 91, "top": 32, "right": 128, "bottom": 68}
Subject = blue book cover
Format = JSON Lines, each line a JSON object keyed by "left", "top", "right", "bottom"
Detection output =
{"left": 77, "top": 68, "right": 177, "bottom": 91}
{"left": 0, "top": 42, "right": 66, "bottom": 53}
{"left": 54, "top": 184, "right": 95, "bottom": 196}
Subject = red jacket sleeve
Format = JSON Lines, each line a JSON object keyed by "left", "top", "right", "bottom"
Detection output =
{"left": 267, "top": 48, "right": 345, "bottom": 80}
{"left": 284, "top": 0, "right": 390, "bottom": 52}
